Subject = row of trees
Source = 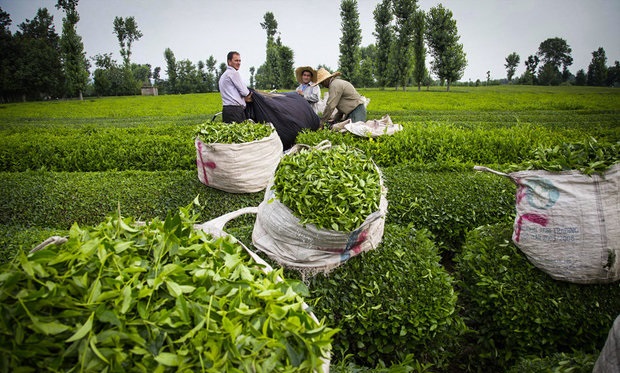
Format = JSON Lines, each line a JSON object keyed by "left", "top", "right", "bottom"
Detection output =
{"left": 0, "top": 1, "right": 156, "bottom": 101}
{"left": 1, "top": 0, "right": 470, "bottom": 100}
{"left": 341, "top": 0, "right": 466, "bottom": 91}
{"left": 503, "top": 40, "right": 619, "bottom": 86}
{"left": 3, "top": 1, "right": 617, "bottom": 101}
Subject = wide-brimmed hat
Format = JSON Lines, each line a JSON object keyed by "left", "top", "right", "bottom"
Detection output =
{"left": 295, "top": 66, "right": 317, "bottom": 84}
{"left": 311, "top": 68, "right": 341, "bottom": 86}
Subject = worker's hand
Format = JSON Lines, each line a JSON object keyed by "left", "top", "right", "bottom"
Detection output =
{"left": 296, "top": 89, "right": 303, "bottom": 95}
{"left": 244, "top": 92, "right": 253, "bottom": 102}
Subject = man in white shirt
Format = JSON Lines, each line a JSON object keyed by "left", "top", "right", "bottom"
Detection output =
{"left": 218, "top": 51, "right": 253, "bottom": 123}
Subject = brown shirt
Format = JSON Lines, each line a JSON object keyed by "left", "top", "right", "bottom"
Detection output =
{"left": 321, "top": 78, "right": 365, "bottom": 122}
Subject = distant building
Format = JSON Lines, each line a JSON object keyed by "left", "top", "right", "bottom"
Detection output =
{"left": 141, "top": 85, "right": 158, "bottom": 96}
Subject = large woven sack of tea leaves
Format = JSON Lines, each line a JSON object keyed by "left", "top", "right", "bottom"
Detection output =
{"left": 195, "top": 130, "right": 282, "bottom": 193}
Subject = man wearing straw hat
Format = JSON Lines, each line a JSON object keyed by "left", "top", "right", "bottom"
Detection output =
{"left": 312, "top": 67, "right": 366, "bottom": 127}
{"left": 295, "top": 66, "right": 321, "bottom": 114}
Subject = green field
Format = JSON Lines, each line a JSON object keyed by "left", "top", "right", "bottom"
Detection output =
{"left": 1, "top": 85, "right": 619, "bottom": 372}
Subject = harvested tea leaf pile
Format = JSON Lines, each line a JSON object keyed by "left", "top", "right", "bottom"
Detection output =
{"left": 272, "top": 145, "right": 382, "bottom": 232}
{"left": 195, "top": 120, "right": 273, "bottom": 144}
{"left": 511, "top": 137, "right": 620, "bottom": 175}
{"left": 0, "top": 204, "right": 334, "bottom": 372}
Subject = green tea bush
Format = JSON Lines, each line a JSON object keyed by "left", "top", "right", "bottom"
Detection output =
{"left": 0, "top": 126, "right": 196, "bottom": 172}
{"left": 295, "top": 122, "right": 570, "bottom": 168}
{"left": 300, "top": 224, "right": 466, "bottom": 369}
{"left": 508, "top": 137, "right": 620, "bottom": 175}
{"left": 382, "top": 165, "right": 516, "bottom": 251}
{"left": 0, "top": 170, "right": 263, "bottom": 229}
{"left": 505, "top": 351, "right": 597, "bottom": 373}
{"left": 0, "top": 205, "right": 335, "bottom": 371}
{"left": 455, "top": 223, "right": 620, "bottom": 371}
{"left": 0, "top": 224, "right": 68, "bottom": 264}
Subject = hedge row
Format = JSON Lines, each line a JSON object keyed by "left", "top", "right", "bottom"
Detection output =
{"left": 3, "top": 219, "right": 614, "bottom": 371}
{"left": 0, "top": 166, "right": 517, "bottom": 255}
{"left": 455, "top": 223, "right": 619, "bottom": 372}
{"left": 0, "top": 170, "right": 262, "bottom": 231}
{"left": 382, "top": 163, "right": 516, "bottom": 251}
{"left": 4, "top": 120, "right": 619, "bottom": 172}
{"left": 0, "top": 126, "right": 196, "bottom": 172}
{"left": 297, "top": 123, "right": 575, "bottom": 167}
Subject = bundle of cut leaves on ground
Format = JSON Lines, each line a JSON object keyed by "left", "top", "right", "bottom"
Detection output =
{"left": 195, "top": 121, "right": 273, "bottom": 144}
{"left": 0, "top": 203, "right": 334, "bottom": 372}
{"left": 272, "top": 145, "right": 382, "bottom": 232}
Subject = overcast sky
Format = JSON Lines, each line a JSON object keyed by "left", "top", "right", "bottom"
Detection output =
{"left": 2, "top": 0, "right": 619, "bottom": 85}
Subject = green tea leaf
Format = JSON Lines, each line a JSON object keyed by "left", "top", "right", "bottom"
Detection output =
{"left": 66, "top": 312, "right": 94, "bottom": 342}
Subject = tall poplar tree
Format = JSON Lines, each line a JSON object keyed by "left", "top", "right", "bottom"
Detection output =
{"left": 586, "top": 47, "right": 608, "bottom": 86}
{"left": 164, "top": 47, "right": 178, "bottom": 93}
{"left": 373, "top": 0, "right": 393, "bottom": 89}
{"left": 113, "top": 16, "right": 142, "bottom": 68}
{"left": 276, "top": 36, "right": 296, "bottom": 89}
{"left": 257, "top": 12, "right": 279, "bottom": 89}
{"left": 257, "top": 12, "right": 294, "bottom": 90}
{"left": 504, "top": 52, "right": 520, "bottom": 82}
{"left": 56, "top": 0, "right": 89, "bottom": 100}
{"left": 412, "top": 9, "right": 426, "bottom": 91}
{"left": 338, "top": 0, "right": 362, "bottom": 84}
{"left": 113, "top": 16, "right": 142, "bottom": 94}
{"left": 391, "top": 0, "right": 417, "bottom": 90}
{"left": 425, "top": 4, "right": 466, "bottom": 91}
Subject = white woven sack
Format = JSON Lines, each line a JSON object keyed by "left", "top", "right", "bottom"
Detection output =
{"left": 252, "top": 170, "right": 388, "bottom": 275}
{"left": 195, "top": 129, "right": 282, "bottom": 193}
{"left": 475, "top": 165, "right": 620, "bottom": 284}
{"left": 330, "top": 114, "right": 403, "bottom": 137}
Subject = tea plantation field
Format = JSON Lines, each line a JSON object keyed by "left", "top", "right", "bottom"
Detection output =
{"left": 1, "top": 85, "right": 619, "bottom": 372}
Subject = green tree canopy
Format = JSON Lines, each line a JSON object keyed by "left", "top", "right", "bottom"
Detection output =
{"left": 56, "top": 0, "right": 90, "bottom": 100}
{"left": 586, "top": 47, "right": 608, "bottom": 86}
{"left": 164, "top": 47, "right": 178, "bottom": 93}
{"left": 372, "top": 0, "right": 393, "bottom": 89}
{"left": 256, "top": 12, "right": 295, "bottom": 90}
{"left": 260, "top": 11, "right": 277, "bottom": 47}
{"left": 391, "top": 0, "right": 418, "bottom": 90}
{"left": 338, "top": 0, "right": 362, "bottom": 84}
{"left": 15, "top": 8, "right": 64, "bottom": 100}
{"left": 425, "top": 4, "right": 466, "bottom": 91}
{"left": 504, "top": 52, "right": 520, "bottom": 82}
{"left": 0, "top": 7, "right": 18, "bottom": 101}
{"left": 412, "top": 9, "right": 426, "bottom": 90}
{"left": 536, "top": 37, "right": 572, "bottom": 82}
{"left": 113, "top": 16, "right": 143, "bottom": 68}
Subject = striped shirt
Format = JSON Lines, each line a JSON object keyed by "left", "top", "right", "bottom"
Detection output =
{"left": 219, "top": 66, "right": 250, "bottom": 107}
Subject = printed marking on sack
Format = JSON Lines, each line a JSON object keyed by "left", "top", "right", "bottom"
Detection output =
{"left": 517, "top": 177, "right": 559, "bottom": 210}
{"left": 520, "top": 225, "right": 579, "bottom": 242}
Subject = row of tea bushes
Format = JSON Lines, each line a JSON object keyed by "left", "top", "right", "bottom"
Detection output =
{"left": 0, "top": 126, "right": 196, "bottom": 172}
{"left": 296, "top": 123, "right": 575, "bottom": 167}
{"left": 3, "top": 120, "right": 614, "bottom": 173}
{"left": 0, "top": 166, "right": 516, "bottom": 255}
{"left": 0, "top": 170, "right": 262, "bottom": 231}
{"left": 3, "top": 219, "right": 613, "bottom": 372}
{"left": 455, "top": 223, "right": 619, "bottom": 372}
{"left": 383, "top": 163, "right": 516, "bottom": 251}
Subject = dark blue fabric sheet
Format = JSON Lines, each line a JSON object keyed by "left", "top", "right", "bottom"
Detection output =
{"left": 246, "top": 89, "right": 320, "bottom": 150}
